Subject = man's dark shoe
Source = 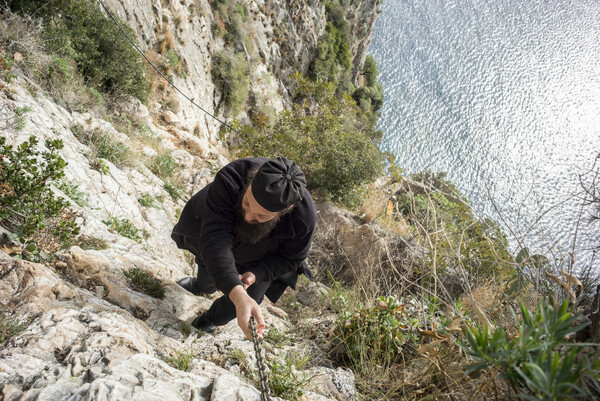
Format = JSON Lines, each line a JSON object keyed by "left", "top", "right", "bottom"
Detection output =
{"left": 177, "top": 277, "right": 203, "bottom": 296}
{"left": 192, "top": 314, "right": 217, "bottom": 334}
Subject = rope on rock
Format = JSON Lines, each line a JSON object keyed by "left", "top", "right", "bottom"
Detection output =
{"left": 95, "top": 0, "right": 238, "bottom": 133}
{"left": 250, "top": 317, "right": 271, "bottom": 401}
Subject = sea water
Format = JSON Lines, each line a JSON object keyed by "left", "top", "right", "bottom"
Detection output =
{"left": 369, "top": 0, "right": 600, "bottom": 271}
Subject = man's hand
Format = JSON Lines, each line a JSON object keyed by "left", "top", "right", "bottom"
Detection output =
{"left": 238, "top": 271, "right": 256, "bottom": 290}
{"left": 228, "top": 285, "right": 265, "bottom": 339}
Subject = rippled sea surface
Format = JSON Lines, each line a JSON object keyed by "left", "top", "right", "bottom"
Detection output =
{"left": 369, "top": 0, "right": 600, "bottom": 271}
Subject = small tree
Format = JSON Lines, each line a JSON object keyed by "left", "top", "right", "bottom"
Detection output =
{"left": 227, "top": 73, "right": 385, "bottom": 204}
{"left": 0, "top": 135, "right": 79, "bottom": 249}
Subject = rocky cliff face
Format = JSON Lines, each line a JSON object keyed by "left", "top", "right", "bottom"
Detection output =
{"left": 0, "top": 1, "right": 380, "bottom": 400}
{"left": 102, "top": 0, "right": 379, "bottom": 128}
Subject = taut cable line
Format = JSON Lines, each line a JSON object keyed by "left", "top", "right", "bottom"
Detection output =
{"left": 96, "top": 0, "right": 238, "bottom": 133}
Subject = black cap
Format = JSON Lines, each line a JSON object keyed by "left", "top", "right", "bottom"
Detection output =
{"left": 251, "top": 157, "right": 306, "bottom": 212}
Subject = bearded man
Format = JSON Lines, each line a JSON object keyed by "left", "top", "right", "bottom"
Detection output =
{"left": 171, "top": 157, "right": 317, "bottom": 339}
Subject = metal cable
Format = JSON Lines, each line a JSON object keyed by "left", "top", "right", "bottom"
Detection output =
{"left": 95, "top": 0, "right": 238, "bottom": 133}
{"left": 250, "top": 317, "right": 271, "bottom": 401}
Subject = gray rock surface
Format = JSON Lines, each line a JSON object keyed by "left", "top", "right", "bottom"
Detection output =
{"left": 0, "top": 0, "right": 380, "bottom": 399}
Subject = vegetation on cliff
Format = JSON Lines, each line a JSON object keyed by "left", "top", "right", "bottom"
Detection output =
{"left": 225, "top": 73, "right": 384, "bottom": 204}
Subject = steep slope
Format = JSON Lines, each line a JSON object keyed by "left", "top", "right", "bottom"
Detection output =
{"left": 0, "top": 0, "right": 380, "bottom": 400}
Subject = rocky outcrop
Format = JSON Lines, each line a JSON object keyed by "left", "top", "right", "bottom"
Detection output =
{"left": 0, "top": 0, "right": 382, "bottom": 399}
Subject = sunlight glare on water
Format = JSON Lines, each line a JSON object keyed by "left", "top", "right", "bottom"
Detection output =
{"left": 369, "top": 0, "right": 600, "bottom": 271}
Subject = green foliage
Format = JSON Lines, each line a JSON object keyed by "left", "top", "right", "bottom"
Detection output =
{"left": 164, "top": 181, "right": 185, "bottom": 200}
{"left": 0, "top": 53, "right": 16, "bottom": 83}
{"left": 73, "top": 235, "right": 109, "bottom": 250}
{"left": 0, "top": 135, "right": 80, "bottom": 244}
{"left": 337, "top": 296, "right": 418, "bottom": 371}
{"left": 211, "top": 50, "right": 249, "bottom": 116}
{"left": 362, "top": 55, "right": 378, "bottom": 87}
{"left": 227, "top": 74, "right": 384, "bottom": 204}
{"left": 179, "top": 322, "right": 192, "bottom": 338}
{"left": 395, "top": 171, "right": 513, "bottom": 279}
{"left": 310, "top": 1, "right": 351, "bottom": 85}
{"left": 71, "top": 125, "right": 132, "bottom": 168}
{"left": 463, "top": 300, "right": 600, "bottom": 400}
{"left": 264, "top": 327, "right": 290, "bottom": 346}
{"left": 267, "top": 354, "right": 310, "bottom": 401}
{"left": 11, "top": 0, "right": 150, "bottom": 101}
{"left": 149, "top": 152, "right": 178, "bottom": 180}
{"left": 0, "top": 313, "right": 28, "bottom": 344}
{"left": 166, "top": 350, "right": 194, "bottom": 371}
{"left": 57, "top": 180, "right": 89, "bottom": 207}
{"left": 138, "top": 193, "right": 163, "bottom": 208}
{"left": 12, "top": 106, "right": 31, "bottom": 131}
{"left": 229, "top": 348, "right": 247, "bottom": 366}
{"left": 123, "top": 267, "right": 165, "bottom": 299}
{"left": 165, "top": 50, "right": 180, "bottom": 70}
{"left": 102, "top": 217, "right": 144, "bottom": 243}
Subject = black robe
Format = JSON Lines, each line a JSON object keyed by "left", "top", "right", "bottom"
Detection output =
{"left": 171, "top": 158, "right": 317, "bottom": 302}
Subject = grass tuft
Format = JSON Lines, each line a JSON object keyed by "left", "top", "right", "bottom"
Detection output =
{"left": 123, "top": 267, "right": 165, "bottom": 299}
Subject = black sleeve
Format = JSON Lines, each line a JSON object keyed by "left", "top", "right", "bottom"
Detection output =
{"left": 198, "top": 171, "right": 243, "bottom": 295}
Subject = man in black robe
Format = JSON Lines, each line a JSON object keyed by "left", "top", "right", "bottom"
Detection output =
{"left": 171, "top": 157, "right": 317, "bottom": 339}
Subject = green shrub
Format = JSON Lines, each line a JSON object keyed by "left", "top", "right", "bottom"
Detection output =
{"left": 267, "top": 354, "right": 310, "bottom": 401}
{"left": 166, "top": 350, "right": 194, "bottom": 371}
{"left": 0, "top": 135, "right": 79, "bottom": 245}
{"left": 227, "top": 73, "right": 384, "bottom": 204}
{"left": 463, "top": 300, "right": 600, "bottom": 400}
{"left": 165, "top": 50, "right": 180, "bottom": 70}
{"left": 395, "top": 171, "right": 513, "bottom": 279}
{"left": 57, "top": 180, "right": 89, "bottom": 207}
{"left": 71, "top": 125, "right": 132, "bottom": 168}
{"left": 123, "top": 267, "right": 165, "bottom": 299}
{"left": 336, "top": 296, "right": 418, "bottom": 372}
{"left": 179, "top": 322, "right": 192, "bottom": 338}
{"left": 211, "top": 50, "right": 249, "bottom": 116}
{"left": 102, "top": 217, "right": 143, "bottom": 243}
{"left": 149, "top": 152, "right": 178, "bottom": 180}
{"left": 0, "top": 313, "right": 28, "bottom": 343}
{"left": 138, "top": 193, "right": 163, "bottom": 208}
{"left": 164, "top": 180, "right": 186, "bottom": 200}
{"left": 12, "top": 106, "right": 31, "bottom": 131}
{"left": 0, "top": 52, "right": 16, "bottom": 83}
{"left": 11, "top": 0, "right": 150, "bottom": 101}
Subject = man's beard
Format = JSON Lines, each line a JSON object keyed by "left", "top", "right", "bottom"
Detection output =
{"left": 234, "top": 197, "right": 281, "bottom": 244}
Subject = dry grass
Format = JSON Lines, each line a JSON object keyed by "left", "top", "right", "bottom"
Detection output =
{"left": 159, "top": 29, "right": 175, "bottom": 54}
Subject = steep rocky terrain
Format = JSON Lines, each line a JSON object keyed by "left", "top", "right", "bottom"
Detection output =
{"left": 0, "top": 0, "right": 381, "bottom": 400}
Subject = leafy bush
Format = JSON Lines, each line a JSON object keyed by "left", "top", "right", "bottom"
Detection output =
{"left": 336, "top": 296, "right": 418, "bottom": 372}
{"left": 395, "top": 171, "right": 513, "bottom": 280}
{"left": 71, "top": 126, "right": 132, "bottom": 168}
{"left": 149, "top": 152, "right": 178, "bottom": 180}
{"left": 102, "top": 217, "right": 145, "bottom": 243}
{"left": 57, "top": 180, "right": 89, "bottom": 207}
{"left": 123, "top": 267, "right": 165, "bottom": 299}
{"left": 0, "top": 313, "right": 28, "bottom": 344}
{"left": 10, "top": 0, "right": 150, "bottom": 101}
{"left": 164, "top": 181, "right": 185, "bottom": 200}
{"left": 0, "top": 52, "right": 15, "bottom": 83}
{"left": 463, "top": 300, "right": 600, "bottom": 400}
{"left": 211, "top": 50, "right": 249, "bottom": 116}
{"left": 227, "top": 73, "right": 384, "bottom": 204}
{"left": 0, "top": 135, "right": 79, "bottom": 247}
{"left": 138, "top": 193, "right": 163, "bottom": 208}
{"left": 267, "top": 354, "right": 310, "bottom": 401}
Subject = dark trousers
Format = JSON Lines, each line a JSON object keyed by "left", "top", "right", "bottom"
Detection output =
{"left": 193, "top": 258, "right": 272, "bottom": 326}
{"left": 173, "top": 233, "right": 291, "bottom": 326}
